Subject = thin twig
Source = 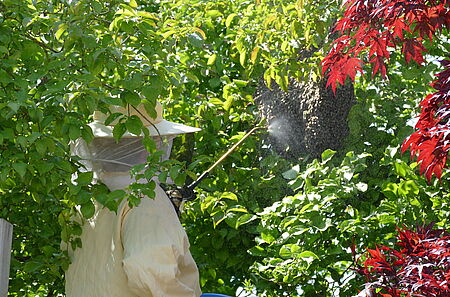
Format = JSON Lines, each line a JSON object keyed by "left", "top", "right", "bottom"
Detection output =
{"left": 24, "top": 33, "right": 60, "bottom": 53}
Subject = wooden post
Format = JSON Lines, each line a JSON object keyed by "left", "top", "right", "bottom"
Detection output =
{"left": 0, "top": 219, "right": 12, "bottom": 297}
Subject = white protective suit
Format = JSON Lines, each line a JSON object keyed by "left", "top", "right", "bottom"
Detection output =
{"left": 65, "top": 137, "right": 202, "bottom": 297}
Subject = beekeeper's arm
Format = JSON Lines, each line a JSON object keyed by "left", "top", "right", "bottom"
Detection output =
{"left": 121, "top": 184, "right": 201, "bottom": 297}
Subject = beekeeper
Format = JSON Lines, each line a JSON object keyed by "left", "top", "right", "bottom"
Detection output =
{"left": 65, "top": 101, "right": 202, "bottom": 297}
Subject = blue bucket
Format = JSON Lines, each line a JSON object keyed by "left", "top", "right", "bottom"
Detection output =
{"left": 201, "top": 294, "right": 232, "bottom": 297}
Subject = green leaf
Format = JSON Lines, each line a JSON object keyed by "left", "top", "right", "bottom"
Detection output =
{"left": 108, "top": 190, "right": 126, "bottom": 201}
{"left": 56, "top": 159, "right": 72, "bottom": 172}
{"left": 223, "top": 94, "right": 234, "bottom": 111}
{"left": 158, "top": 171, "right": 168, "bottom": 183}
{"left": 12, "top": 162, "right": 27, "bottom": 178}
{"left": 173, "top": 171, "right": 186, "bottom": 186}
{"left": 298, "top": 251, "right": 319, "bottom": 260}
{"left": 121, "top": 91, "right": 141, "bottom": 107}
{"left": 76, "top": 190, "right": 91, "bottom": 205}
{"left": 67, "top": 186, "right": 79, "bottom": 197}
{"left": 27, "top": 132, "right": 41, "bottom": 144}
{"left": 261, "top": 231, "right": 276, "bottom": 244}
{"left": 71, "top": 224, "right": 82, "bottom": 236}
{"left": 220, "top": 192, "right": 238, "bottom": 201}
{"left": 398, "top": 180, "right": 420, "bottom": 197}
{"left": 161, "top": 30, "right": 177, "bottom": 39}
{"left": 264, "top": 68, "right": 272, "bottom": 89}
{"left": 207, "top": 54, "right": 217, "bottom": 65}
{"left": 35, "top": 161, "right": 54, "bottom": 174}
{"left": 125, "top": 115, "right": 143, "bottom": 135}
{"left": 233, "top": 79, "right": 248, "bottom": 87}
{"left": 148, "top": 151, "right": 163, "bottom": 163}
{"left": 69, "top": 125, "right": 81, "bottom": 140}
{"left": 142, "top": 87, "right": 160, "bottom": 103}
{"left": 113, "top": 122, "right": 127, "bottom": 142}
{"left": 279, "top": 244, "right": 301, "bottom": 257}
{"left": 82, "top": 126, "right": 95, "bottom": 143}
{"left": 128, "top": 0, "right": 138, "bottom": 8}
{"left": 142, "top": 136, "right": 156, "bottom": 152}
{"left": 55, "top": 23, "right": 68, "bottom": 40}
{"left": 16, "top": 136, "right": 27, "bottom": 147}
{"left": 235, "top": 213, "right": 256, "bottom": 228}
{"left": 169, "top": 166, "right": 181, "bottom": 182}
{"left": 77, "top": 172, "right": 93, "bottom": 186}
{"left": 239, "top": 51, "right": 246, "bottom": 67}
{"left": 225, "top": 13, "right": 237, "bottom": 27}
{"left": 206, "top": 10, "right": 222, "bottom": 18}
{"left": 186, "top": 72, "right": 200, "bottom": 83}
{"left": 382, "top": 182, "right": 399, "bottom": 199}
{"left": 8, "top": 102, "right": 21, "bottom": 112}
{"left": 248, "top": 246, "right": 266, "bottom": 256}
{"left": 212, "top": 211, "right": 226, "bottom": 228}
{"left": 321, "top": 149, "right": 336, "bottom": 163}
{"left": 141, "top": 187, "right": 156, "bottom": 199}
{"left": 127, "top": 73, "right": 143, "bottom": 90}
{"left": 394, "top": 161, "right": 410, "bottom": 177}
{"left": 95, "top": 193, "right": 109, "bottom": 207}
{"left": 23, "top": 261, "right": 41, "bottom": 273}
{"left": 0, "top": 70, "right": 11, "bottom": 84}
{"left": 91, "top": 1, "right": 102, "bottom": 13}
{"left": 282, "top": 165, "right": 300, "bottom": 180}
{"left": 80, "top": 201, "right": 95, "bottom": 219}
{"left": 104, "top": 112, "right": 123, "bottom": 126}
{"left": 103, "top": 96, "right": 123, "bottom": 106}
{"left": 142, "top": 98, "right": 157, "bottom": 119}
{"left": 61, "top": 227, "right": 69, "bottom": 243}
{"left": 209, "top": 78, "right": 221, "bottom": 88}
{"left": 227, "top": 205, "right": 248, "bottom": 213}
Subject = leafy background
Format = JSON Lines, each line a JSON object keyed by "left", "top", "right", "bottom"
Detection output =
{"left": 0, "top": 0, "right": 449, "bottom": 296}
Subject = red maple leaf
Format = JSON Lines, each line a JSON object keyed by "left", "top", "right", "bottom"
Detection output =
{"left": 392, "top": 18, "right": 411, "bottom": 39}
{"left": 342, "top": 57, "right": 364, "bottom": 80}
{"left": 402, "top": 39, "right": 427, "bottom": 64}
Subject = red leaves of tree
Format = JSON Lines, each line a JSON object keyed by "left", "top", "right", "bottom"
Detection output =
{"left": 322, "top": 0, "right": 450, "bottom": 181}
{"left": 401, "top": 39, "right": 426, "bottom": 64}
{"left": 358, "top": 224, "right": 450, "bottom": 297}
{"left": 402, "top": 60, "right": 450, "bottom": 181}
{"left": 322, "top": 0, "right": 450, "bottom": 91}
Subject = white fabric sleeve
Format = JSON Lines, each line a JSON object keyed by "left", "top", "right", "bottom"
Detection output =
{"left": 121, "top": 184, "right": 201, "bottom": 297}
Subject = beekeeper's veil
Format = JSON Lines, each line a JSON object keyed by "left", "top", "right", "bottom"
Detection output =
{"left": 72, "top": 101, "right": 200, "bottom": 190}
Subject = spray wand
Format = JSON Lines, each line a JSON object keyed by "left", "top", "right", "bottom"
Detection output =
{"left": 164, "top": 126, "right": 264, "bottom": 215}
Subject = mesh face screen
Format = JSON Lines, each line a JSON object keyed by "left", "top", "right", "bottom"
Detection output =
{"left": 73, "top": 136, "right": 174, "bottom": 172}
{"left": 89, "top": 137, "right": 149, "bottom": 172}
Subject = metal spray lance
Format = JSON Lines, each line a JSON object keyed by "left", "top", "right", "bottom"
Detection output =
{"left": 163, "top": 126, "right": 264, "bottom": 215}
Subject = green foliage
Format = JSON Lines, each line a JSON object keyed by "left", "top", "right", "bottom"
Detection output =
{"left": 2, "top": 0, "right": 448, "bottom": 296}
{"left": 0, "top": 0, "right": 341, "bottom": 294}
{"left": 248, "top": 151, "right": 373, "bottom": 295}
{"left": 226, "top": 43, "right": 450, "bottom": 296}
{"left": 240, "top": 147, "right": 450, "bottom": 296}
{"left": 0, "top": 0, "right": 183, "bottom": 294}
{"left": 183, "top": 150, "right": 291, "bottom": 294}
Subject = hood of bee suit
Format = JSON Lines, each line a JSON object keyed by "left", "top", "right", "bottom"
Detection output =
{"left": 88, "top": 101, "right": 201, "bottom": 137}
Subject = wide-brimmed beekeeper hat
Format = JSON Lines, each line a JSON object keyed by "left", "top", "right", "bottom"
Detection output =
{"left": 89, "top": 101, "right": 201, "bottom": 137}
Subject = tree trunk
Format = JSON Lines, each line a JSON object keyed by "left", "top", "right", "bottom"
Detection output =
{"left": 0, "top": 219, "right": 12, "bottom": 297}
